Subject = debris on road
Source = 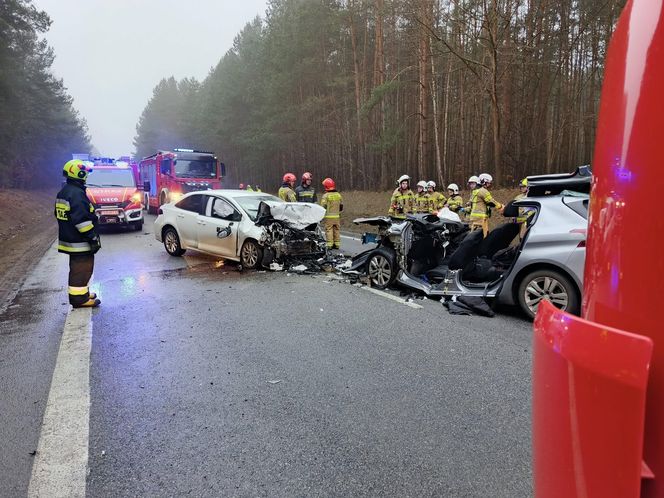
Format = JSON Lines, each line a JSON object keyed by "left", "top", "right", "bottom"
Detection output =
{"left": 269, "top": 262, "right": 284, "bottom": 271}
{"left": 266, "top": 380, "right": 282, "bottom": 385}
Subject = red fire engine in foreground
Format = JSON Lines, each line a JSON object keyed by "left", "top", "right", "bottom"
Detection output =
{"left": 138, "top": 149, "right": 226, "bottom": 214}
{"left": 532, "top": 0, "right": 664, "bottom": 497}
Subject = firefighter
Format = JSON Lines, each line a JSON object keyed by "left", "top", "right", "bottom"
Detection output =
{"left": 239, "top": 183, "right": 245, "bottom": 190}
{"left": 513, "top": 178, "right": 535, "bottom": 236}
{"left": 444, "top": 183, "right": 463, "bottom": 213}
{"left": 278, "top": 173, "right": 297, "bottom": 202}
{"left": 426, "top": 181, "right": 446, "bottom": 214}
{"left": 514, "top": 178, "right": 528, "bottom": 202}
{"left": 320, "top": 177, "right": 343, "bottom": 250}
{"left": 469, "top": 173, "right": 504, "bottom": 237}
{"left": 255, "top": 185, "right": 262, "bottom": 192}
{"left": 246, "top": 184, "right": 254, "bottom": 191}
{"left": 414, "top": 181, "right": 429, "bottom": 213}
{"left": 295, "top": 171, "right": 317, "bottom": 203}
{"left": 462, "top": 175, "right": 480, "bottom": 217}
{"left": 388, "top": 175, "right": 415, "bottom": 219}
{"left": 55, "top": 159, "right": 102, "bottom": 308}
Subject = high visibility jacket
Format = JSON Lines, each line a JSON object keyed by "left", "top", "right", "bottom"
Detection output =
{"left": 295, "top": 184, "right": 317, "bottom": 203}
{"left": 321, "top": 190, "right": 343, "bottom": 219}
{"left": 388, "top": 188, "right": 415, "bottom": 219}
{"left": 278, "top": 185, "right": 297, "bottom": 202}
{"left": 513, "top": 193, "right": 536, "bottom": 223}
{"left": 445, "top": 194, "right": 463, "bottom": 212}
{"left": 415, "top": 192, "right": 430, "bottom": 213}
{"left": 428, "top": 192, "right": 446, "bottom": 213}
{"left": 470, "top": 187, "right": 503, "bottom": 220}
{"left": 55, "top": 180, "right": 99, "bottom": 254}
{"left": 246, "top": 186, "right": 254, "bottom": 192}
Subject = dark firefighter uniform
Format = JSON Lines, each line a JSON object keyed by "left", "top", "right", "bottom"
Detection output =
{"left": 295, "top": 184, "right": 317, "bottom": 203}
{"left": 55, "top": 160, "right": 101, "bottom": 308}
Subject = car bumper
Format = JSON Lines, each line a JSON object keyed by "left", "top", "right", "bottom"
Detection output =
{"left": 95, "top": 207, "right": 143, "bottom": 226}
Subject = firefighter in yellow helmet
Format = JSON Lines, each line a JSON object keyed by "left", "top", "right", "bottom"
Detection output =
{"left": 55, "top": 159, "right": 101, "bottom": 308}
{"left": 444, "top": 183, "right": 463, "bottom": 213}
{"left": 388, "top": 175, "right": 415, "bottom": 219}
{"left": 469, "top": 173, "right": 504, "bottom": 237}
{"left": 278, "top": 173, "right": 297, "bottom": 202}
{"left": 513, "top": 178, "right": 535, "bottom": 237}
{"left": 415, "top": 180, "right": 430, "bottom": 213}
{"left": 320, "top": 178, "right": 343, "bottom": 250}
{"left": 426, "top": 181, "right": 446, "bottom": 214}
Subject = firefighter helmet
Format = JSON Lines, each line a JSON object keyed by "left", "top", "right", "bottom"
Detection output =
{"left": 520, "top": 178, "right": 528, "bottom": 187}
{"left": 283, "top": 173, "right": 296, "bottom": 183}
{"left": 397, "top": 174, "right": 410, "bottom": 185}
{"left": 447, "top": 183, "right": 459, "bottom": 194}
{"left": 416, "top": 180, "right": 427, "bottom": 190}
{"left": 468, "top": 175, "right": 480, "bottom": 185}
{"left": 426, "top": 181, "right": 436, "bottom": 190}
{"left": 239, "top": 183, "right": 245, "bottom": 189}
{"left": 478, "top": 173, "right": 493, "bottom": 185}
{"left": 63, "top": 159, "right": 93, "bottom": 181}
{"left": 302, "top": 172, "right": 313, "bottom": 182}
{"left": 322, "top": 178, "right": 336, "bottom": 191}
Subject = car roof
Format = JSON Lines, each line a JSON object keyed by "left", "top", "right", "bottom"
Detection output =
{"left": 203, "top": 189, "right": 275, "bottom": 198}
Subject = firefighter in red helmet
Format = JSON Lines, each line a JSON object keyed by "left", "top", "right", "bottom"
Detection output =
{"left": 295, "top": 171, "right": 317, "bottom": 203}
{"left": 320, "top": 178, "right": 343, "bottom": 250}
{"left": 55, "top": 159, "right": 102, "bottom": 308}
{"left": 279, "top": 173, "right": 297, "bottom": 202}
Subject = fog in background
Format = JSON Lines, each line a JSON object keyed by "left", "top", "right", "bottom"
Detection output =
{"left": 32, "top": 0, "right": 269, "bottom": 158}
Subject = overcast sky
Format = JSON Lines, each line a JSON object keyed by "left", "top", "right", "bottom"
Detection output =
{"left": 33, "top": 0, "right": 269, "bottom": 158}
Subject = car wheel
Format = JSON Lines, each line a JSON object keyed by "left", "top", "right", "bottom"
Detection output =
{"left": 133, "top": 220, "right": 143, "bottom": 232}
{"left": 367, "top": 251, "right": 396, "bottom": 289}
{"left": 517, "top": 269, "right": 579, "bottom": 319}
{"left": 240, "top": 240, "right": 262, "bottom": 269}
{"left": 163, "top": 227, "right": 185, "bottom": 256}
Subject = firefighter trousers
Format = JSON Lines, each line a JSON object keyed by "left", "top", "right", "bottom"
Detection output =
{"left": 68, "top": 254, "right": 95, "bottom": 306}
{"left": 470, "top": 219, "right": 489, "bottom": 238}
{"left": 324, "top": 219, "right": 341, "bottom": 249}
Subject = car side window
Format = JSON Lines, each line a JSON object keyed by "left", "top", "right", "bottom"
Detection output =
{"left": 175, "top": 194, "right": 203, "bottom": 214}
{"left": 211, "top": 198, "right": 239, "bottom": 221}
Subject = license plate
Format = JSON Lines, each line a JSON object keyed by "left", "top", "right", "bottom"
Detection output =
{"left": 105, "top": 218, "right": 117, "bottom": 223}
{"left": 100, "top": 210, "right": 119, "bottom": 215}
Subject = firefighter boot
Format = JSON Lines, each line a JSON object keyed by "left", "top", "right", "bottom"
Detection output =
{"left": 73, "top": 296, "right": 101, "bottom": 308}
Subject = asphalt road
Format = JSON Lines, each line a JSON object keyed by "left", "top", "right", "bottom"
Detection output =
{"left": 0, "top": 214, "right": 533, "bottom": 497}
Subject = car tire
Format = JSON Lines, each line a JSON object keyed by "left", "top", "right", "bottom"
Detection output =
{"left": 163, "top": 227, "right": 185, "bottom": 257}
{"left": 240, "top": 239, "right": 262, "bottom": 269}
{"left": 366, "top": 249, "right": 397, "bottom": 289}
{"left": 517, "top": 269, "right": 580, "bottom": 320}
{"left": 132, "top": 220, "right": 143, "bottom": 232}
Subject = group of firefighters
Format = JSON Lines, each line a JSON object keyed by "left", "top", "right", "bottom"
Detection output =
{"left": 55, "top": 157, "right": 530, "bottom": 309}
{"left": 272, "top": 170, "right": 530, "bottom": 250}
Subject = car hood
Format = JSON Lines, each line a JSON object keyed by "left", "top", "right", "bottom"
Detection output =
{"left": 353, "top": 216, "right": 393, "bottom": 227}
{"left": 255, "top": 201, "right": 325, "bottom": 230}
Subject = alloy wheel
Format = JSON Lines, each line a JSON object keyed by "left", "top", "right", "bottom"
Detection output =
{"left": 242, "top": 242, "right": 259, "bottom": 267}
{"left": 165, "top": 231, "right": 179, "bottom": 254}
{"left": 524, "top": 276, "right": 569, "bottom": 314}
{"left": 368, "top": 255, "right": 392, "bottom": 287}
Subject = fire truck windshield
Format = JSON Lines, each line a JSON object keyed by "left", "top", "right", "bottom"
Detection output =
{"left": 86, "top": 168, "right": 136, "bottom": 187}
{"left": 174, "top": 159, "right": 217, "bottom": 178}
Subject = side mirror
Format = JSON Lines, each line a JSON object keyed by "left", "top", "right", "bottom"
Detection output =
{"left": 502, "top": 200, "right": 520, "bottom": 218}
{"left": 219, "top": 162, "right": 226, "bottom": 177}
{"left": 143, "top": 180, "right": 151, "bottom": 192}
{"left": 232, "top": 211, "right": 242, "bottom": 222}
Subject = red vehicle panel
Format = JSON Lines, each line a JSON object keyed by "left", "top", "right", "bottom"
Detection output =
{"left": 533, "top": 0, "right": 664, "bottom": 496}
{"left": 85, "top": 163, "right": 144, "bottom": 231}
{"left": 138, "top": 149, "right": 225, "bottom": 214}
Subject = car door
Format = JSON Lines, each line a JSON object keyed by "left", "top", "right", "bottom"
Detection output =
{"left": 174, "top": 194, "right": 205, "bottom": 248}
{"left": 197, "top": 196, "right": 241, "bottom": 258}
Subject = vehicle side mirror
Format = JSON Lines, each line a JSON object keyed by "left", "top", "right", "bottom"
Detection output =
{"left": 231, "top": 211, "right": 242, "bottom": 222}
{"left": 219, "top": 162, "right": 226, "bottom": 177}
{"left": 143, "top": 180, "right": 151, "bottom": 192}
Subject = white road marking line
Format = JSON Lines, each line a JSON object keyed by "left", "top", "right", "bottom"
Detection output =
{"left": 359, "top": 285, "right": 423, "bottom": 309}
{"left": 340, "top": 234, "right": 361, "bottom": 241}
{"left": 28, "top": 307, "right": 92, "bottom": 498}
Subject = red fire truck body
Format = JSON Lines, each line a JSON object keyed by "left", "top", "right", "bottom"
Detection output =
{"left": 138, "top": 149, "right": 225, "bottom": 214}
{"left": 532, "top": 1, "right": 664, "bottom": 497}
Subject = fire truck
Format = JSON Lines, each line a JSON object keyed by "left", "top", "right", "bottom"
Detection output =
{"left": 532, "top": 0, "right": 664, "bottom": 497}
{"left": 83, "top": 157, "right": 144, "bottom": 231}
{"left": 138, "top": 149, "right": 226, "bottom": 214}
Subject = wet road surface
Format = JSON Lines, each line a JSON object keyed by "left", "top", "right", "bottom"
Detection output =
{"left": 1, "top": 215, "right": 533, "bottom": 497}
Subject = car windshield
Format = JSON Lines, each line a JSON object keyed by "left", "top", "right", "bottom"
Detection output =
{"left": 174, "top": 159, "right": 217, "bottom": 178}
{"left": 86, "top": 169, "right": 135, "bottom": 187}
{"left": 233, "top": 195, "right": 281, "bottom": 221}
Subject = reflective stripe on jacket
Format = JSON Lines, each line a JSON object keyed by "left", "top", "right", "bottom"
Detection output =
{"left": 470, "top": 187, "right": 502, "bottom": 220}
{"left": 55, "top": 180, "right": 98, "bottom": 254}
{"left": 295, "top": 185, "right": 317, "bottom": 203}
{"left": 321, "top": 191, "right": 343, "bottom": 219}
{"left": 445, "top": 194, "right": 463, "bottom": 212}
{"left": 428, "top": 192, "right": 446, "bottom": 213}
{"left": 278, "top": 185, "right": 297, "bottom": 202}
{"left": 388, "top": 188, "right": 415, "bottom": 218}
{"left": 415, "top": 193, "right": 430, "bottom": 213}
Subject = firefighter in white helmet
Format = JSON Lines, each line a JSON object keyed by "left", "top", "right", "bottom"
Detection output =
{"left": 426, "top": 181, "right": 446, "bottom": 214}
{"left": 444, "top": 183, "right": 463, "bottom": 213}
{"left": 415, "top": 180, "right": 430, "bottom": 213}
{"left": 469, "top": 173, "right": 503, "bottom": 237}
{"left": 388, "top": 175, "right": 415, "bottom": 219}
